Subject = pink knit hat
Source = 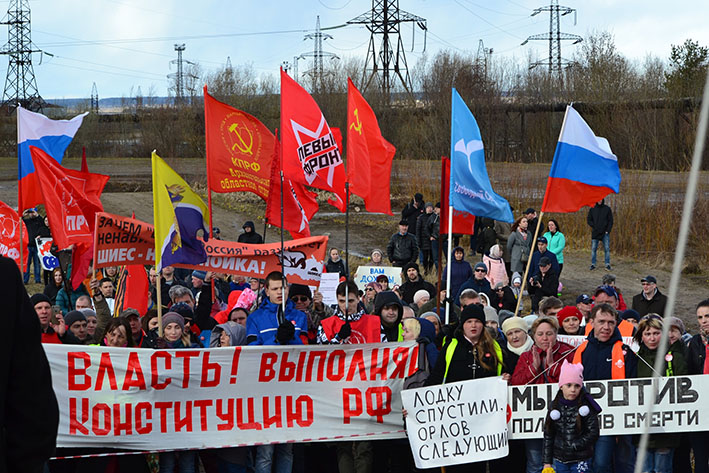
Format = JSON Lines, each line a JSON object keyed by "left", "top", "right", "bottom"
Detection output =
{"left": 558, "top": 360, "right": 584, "bottom": 387}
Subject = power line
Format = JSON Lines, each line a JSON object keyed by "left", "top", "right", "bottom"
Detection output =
{"left": 521, "top": 0, "right": 582, "bottom": 73}
{"left": 458, "top": 0, "right": 527, "bottom": 17}
{"left": 454, "top": 0, "right": 525, "bottom": 41}
{"left": 317, "top": 0, "right": 354, "bottom": 10}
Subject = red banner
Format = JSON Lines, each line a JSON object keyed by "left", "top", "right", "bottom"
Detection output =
{"left": 0, "top": 201, "right": 28, "bottom": 270}
{"left": 93, "top": 212, "right": 329, "bottom": 286}
{"left": 204, "top": 87, "right": 274, "bottom": 200}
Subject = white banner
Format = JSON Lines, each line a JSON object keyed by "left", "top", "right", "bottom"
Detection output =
{"left": 36, "top": 236, "right": 59, "bottom": 270}
{"left": 354, "top": 266, "right": 402, "bottom": 291}
{"left": 45, "top": 343, "right": 417, "bottom": 450}
{"left": 557, "top": 334, "right": 634, "bottom": 348}
{"left": 401, "top": 378, "right": 509, "bottom": 469}
{"left": 508, "top": 375, "right": 707, "bottom": 439}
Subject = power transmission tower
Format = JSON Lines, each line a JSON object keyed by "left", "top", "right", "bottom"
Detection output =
{"left": 521, "top": 0, "right": 582, "bottom": 73}
{"left": 90, "top": 82, "right": 99, "bottom": 113}
{"left": 299, "top": 16, "right": 338, "bottom": 90}
{"left": 168, "top": 43, "right": 193, "bottom": 104}
{"left": 0, "top": 0, "right": 45, "bottom": 112}
{"left": 475, "top": 39, "right": 493, "bottom": 79}
{"left": 225, "top": 56, "right": 232, "bottom": 73}
{"left": 347, "top": 0, "right": 427, "bottom": 100}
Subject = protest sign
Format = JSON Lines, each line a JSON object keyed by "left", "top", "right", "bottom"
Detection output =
{"left": 354, "top": 266, "right": 401, "bottom": 291}
{"left": 508, "top": 375, "right": 709, "bottom": 439}
{"left": 93, "top": 212, "right": 328, "bottom": 286}
{"left": 401, "top": 378, "right": 509, "bottom": 469}
{"left": 319, "top": 272, "right": 340, "bottom": 306}
{"left": 36, "top": 236, "right": 59, "bottom": 270}
{"left": 46, "top": 343, "right": 418, "bottom": 450}
{"left": 557, "top": 334, "right": 634, "bottom": 348}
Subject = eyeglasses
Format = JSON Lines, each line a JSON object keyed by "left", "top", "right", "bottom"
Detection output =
{"left": 475, "top": 269, "right": 487, "bottom": 273}
{"left": 365, "top": 287, "right": 375, "bottom": 292}
{"left": 291, "top": 296, "right": 310, "bottom": 302}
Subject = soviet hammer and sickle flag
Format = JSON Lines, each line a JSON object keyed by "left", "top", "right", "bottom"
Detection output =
{"left": 203, "top": 86, "right": 274, "bottom": 201}
{"left": 280, "top": 69, "right": 346, "bottom": 211}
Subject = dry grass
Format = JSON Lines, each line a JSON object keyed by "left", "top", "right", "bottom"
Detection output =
{"left": 390, "top": 159, "right": 709, "bottom": 266}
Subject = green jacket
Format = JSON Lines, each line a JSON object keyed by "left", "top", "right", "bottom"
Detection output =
{"left": 543, "top": 230, "right": 566, "bottom": 264}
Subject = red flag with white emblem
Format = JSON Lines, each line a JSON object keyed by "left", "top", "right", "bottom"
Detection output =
{"left": 280, "top": 69, "right": 346, "bottom": 211}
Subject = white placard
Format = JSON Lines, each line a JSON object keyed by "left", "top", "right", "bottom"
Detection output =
{"left": 401, "top": 377, "right": 509, "bottom": 469}
{"left": 318, "top": 272, "right": 341, "bottom": 306}
{"left": 354, "top": 265, "right": 402, "bottom": 291}
{"left": 36, "top": 236, "right": 59, "bottom": 270}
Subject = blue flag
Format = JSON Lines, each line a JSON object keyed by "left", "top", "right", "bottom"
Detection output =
{"left": 449, "top": 89, "right": 513, "bottom": 223}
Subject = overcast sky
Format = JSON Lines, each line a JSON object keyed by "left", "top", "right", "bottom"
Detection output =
{"left": 12, "top": 0, "right": 709, "bottom": 99}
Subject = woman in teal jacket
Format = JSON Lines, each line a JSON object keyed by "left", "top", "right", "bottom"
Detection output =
{"left": 543, "top": 219, "right": 566, "bottom": 275}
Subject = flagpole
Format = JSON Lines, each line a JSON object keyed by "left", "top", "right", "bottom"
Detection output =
{"left": 156, "top": 275, "right": 163, "bottom": 337}
{"left": 92, "top": 213, "right": 99, "bottom": 281}
{"left": 17, "top": 106, "right": 24, "bottom": 280}
{"left": 436, "top": 158, "right": 445, "bottom": 318}
{"left": 445, "top": 205, "right": 453, "bottom": 325}
{"left": 345, "top": 181, "right": 350, "bottom": 322}
{"left": 203, "top": 86, "right": 217, "bottom": 304}
{"left": 513, "top": 211, "right": 544, "bottom": 316}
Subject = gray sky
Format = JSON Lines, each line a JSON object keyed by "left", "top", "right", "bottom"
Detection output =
{"left": 14, "top": 0, "right": 709, "bottom": 99}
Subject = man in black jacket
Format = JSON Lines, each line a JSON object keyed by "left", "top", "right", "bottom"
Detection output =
{"left": 630, "top": 275, "right": 668, "bottom": 317}
{"left": 238, "top": 220, "right": 263, "bottom": 244}
{"left": 416, "top": 203, "right": 434, "bottom": 273}
{"left": 22, "top": 208, "right": 50, "bottom": 284}
{"left": 401, "top": 192, "right": 424, "bottom": 229}
{"left": 587, "top": 199, "right": 613, "bottom": 270}
{"left": 528, "top": 257, "right": 559, "bottom": 313}
{"left": 398, "top": 262, "right": 435, "bottom": 305}
{"left": 1, "top": 256, "right": 59, "bottom": 472}
{"left": 386, "top": 220, "right": 418, "bottom": 267}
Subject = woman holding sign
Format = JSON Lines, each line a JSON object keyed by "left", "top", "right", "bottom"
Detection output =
{"left": 423, "top": 304, "right": 513, "bottom": 472}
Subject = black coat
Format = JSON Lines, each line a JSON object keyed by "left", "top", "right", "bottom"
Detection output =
{"left": 543, "top": 393, "right": 601, "bottom": 464}
{"left": 425, "top": 333, "right": 513, "bottom": 385}
{"left": 587, "top": 201, "right": 613, "bottom": 240}
{"left": 416, "top": 212, "right": 433, "bottom": 250}
{"left": 687, "top": 334, "right": 706, "bottom": 375}
{"left": 238, "top": 231, "right": 263, "bottom": 244}
{"left": 427, "top": 212, "right": 440, "bottom": 240}
{"left": 24, "top": 215, "right": 50, "bottom": 248}
{"left": 399, "top": 278, "right": 436, "bottom": 305}
{"left": 325, "top": 258, "right": 348, "bottom": 278}
{"left": 490, "top": 286, "right": 517, "bottom": 312}
{"left": 528, "top": 269, "right": 559, "bottom": 300}
{"left": 0, "top": 256, "right": 59, "bottom": 472}
{"left": 401, "top": 200, "right": 423, "bottom": 229}
{"left": 386, "top": 232, "right": 418, "bottom": 266}
{"left": 631, "top": 290, "right": 668, "bottom": 317}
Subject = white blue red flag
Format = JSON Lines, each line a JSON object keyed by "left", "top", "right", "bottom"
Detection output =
{"left": 541, "top": 105, "right": 621, "bottom": 213}
{"left": 17, "top": 107, "right": 88, "bottom": 212}
{"left": 449, "top": 89, "right": 513, "bottom": 223}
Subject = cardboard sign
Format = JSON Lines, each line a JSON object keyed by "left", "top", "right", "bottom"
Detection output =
{"left": 401, "top": 378, "right": 509, "bottom": 468}
{"left": 354, "top": 266, "right": 402, "bottom": 291}
{"left": 318, "top": 272, "right": 340, "bottom": 307}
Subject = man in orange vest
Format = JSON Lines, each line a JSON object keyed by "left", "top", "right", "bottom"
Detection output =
{"left": 573, "top": 303, "right": 637, "bottom": 473}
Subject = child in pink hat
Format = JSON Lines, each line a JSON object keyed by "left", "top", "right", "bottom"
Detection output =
{"left": 542, "top": 360, "right": 602, "bottom": 473}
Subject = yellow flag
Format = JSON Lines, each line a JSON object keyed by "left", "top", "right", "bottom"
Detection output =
{"left": 151, "top": 151, "right": 210, "bottom": 271}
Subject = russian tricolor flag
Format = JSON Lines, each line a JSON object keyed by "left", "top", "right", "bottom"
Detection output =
{"left": 18, "top": 107, "right": 88, "bottom": 212}
{"left": 541, "top": 105, "right": 621, "bottom": 213}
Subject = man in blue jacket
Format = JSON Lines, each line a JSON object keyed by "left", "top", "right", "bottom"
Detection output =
{"left": 246, "top": 271, "right": 308, "bottom": 473}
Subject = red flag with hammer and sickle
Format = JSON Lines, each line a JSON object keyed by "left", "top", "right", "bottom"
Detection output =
{"left": 204, "top": 86, "right": 274, "bottom": 201}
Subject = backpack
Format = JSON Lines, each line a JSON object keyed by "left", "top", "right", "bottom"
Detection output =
{"left": 403, "top": 342, "right": 430, "bottom": 390}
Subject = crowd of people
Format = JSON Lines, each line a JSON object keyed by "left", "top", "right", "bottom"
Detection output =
{"left": 15, "top": 198, "right": 707, "bottom": 473}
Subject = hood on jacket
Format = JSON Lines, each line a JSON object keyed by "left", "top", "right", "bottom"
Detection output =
{"left": 374, "top": 291, "right": 403, "bottom": 320}
{"left": 242, "top": 221, "right": 255, "bottom": 231}
{"left": 209, "top": 321, "right": 247, "bottom": 347}
{"left": 402, "top": 262, "right": 420, "bottom": 279}
{"left": 417, "top": 317, "right": 436, "bottom": 344}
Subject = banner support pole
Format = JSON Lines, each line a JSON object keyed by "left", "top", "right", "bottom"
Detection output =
{"left": 156, "top": 274, "right": 163, "bottom": 337}
{"left": 279, "top": 169, "right": 286, "bottom": 317}
{"left": 513, "top": 211, "right": 544, "bottom": 316}
{"left": 436, "top": 158, "right": 444, "bottom": 319}
{"left": 445, "top": 205, "right": 453, "bottom": 325}
{"left": 344, "top": 181, "right": 350, "bottom": 321}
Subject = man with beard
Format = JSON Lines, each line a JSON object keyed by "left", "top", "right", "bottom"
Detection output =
{"left": 398, "top": 262, "right": 435, "bottom": 305}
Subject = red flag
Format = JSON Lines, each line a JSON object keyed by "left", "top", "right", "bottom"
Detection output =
{"left": 70, "top": 242, "right": 93, "bottom": 290}
{"left": 0, "top": 200, "right": 28, "bottom": 270}
{"left": 29, "top": 146, "right": 104, "bottom": 251}
{"left": 441, "top": 156, "right": 476, "bottom": 235}
{"left": 266, "top": 134, "right": 319, "bottom": 239}
{"left": 203, "top": 86, "right": 274, "bottom": 201}
{"left": 114, "top": 264, "right": 150, "bottom": 316}
{"left": 346, "top": 78, "right": 396, "bottom": 215}
{"left": 80, "top": 147, "right": 88, "bottom": 173}
{"left": 280, "top": 69, "right": 346, "bottom": 211}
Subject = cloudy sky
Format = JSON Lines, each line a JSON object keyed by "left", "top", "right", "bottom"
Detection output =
{"left": 12, "top": 0, "right": 709, "bottom": 99}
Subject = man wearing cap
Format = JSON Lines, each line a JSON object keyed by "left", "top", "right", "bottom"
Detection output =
{"left": 386, "top": 220, "right": 418, "bottom": 267}
{"left": 398, "top": 262, "right": 435, "bottom": 305}
{"left": 528, "top": 256, "right": 559, "bottom": 313}
{"left": 529, "top": 236, "right": 560, "bottom": 276}
{"left": 416, "top": 202, "right": 434, "bottom": 273}
{"left": 456, "top": 262, "right": 493, "bottom": 305}
{"left": 601, "top": 273, "right": 627, "bottom": 311}
{"left": 576, "top": 294, "right": 593, "bottom": 326}
{"left": 121, "top": 308, "right": 155, "bottom": 348}
{"left": 587, "top": 199, "right": 613, "bottom": 270}
{"left": 238, "top": 220, "right": 263, "bottom": 244}
{"left": 631, "top": 275, "right": 668, "bottom": 317}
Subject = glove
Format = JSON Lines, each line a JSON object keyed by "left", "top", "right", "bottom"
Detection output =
{"left": 276, "top": 321, "right": 296, "bottom": 345}
{"left": 337, "top": 322, "right": 352, "bottom": 341}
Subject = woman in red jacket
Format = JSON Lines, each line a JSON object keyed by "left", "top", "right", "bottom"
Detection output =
{"left": 511, "top": 316, "right": 575, "bottom": 473}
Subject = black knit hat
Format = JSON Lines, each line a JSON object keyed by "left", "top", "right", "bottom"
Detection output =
{"left": 170, "top": 302, "right": 194, "bottom": 321}
{"left": 30, "top": 293, "right": 51, "bottom": 307}
{"left": 288, "top": 283, "right": 312, "bottom": 300}
{"left": 64, "top": 310, "right": 87, "bottom": 328}
{"left": 460, "top": 304, "right": 485, "bottom": 325}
